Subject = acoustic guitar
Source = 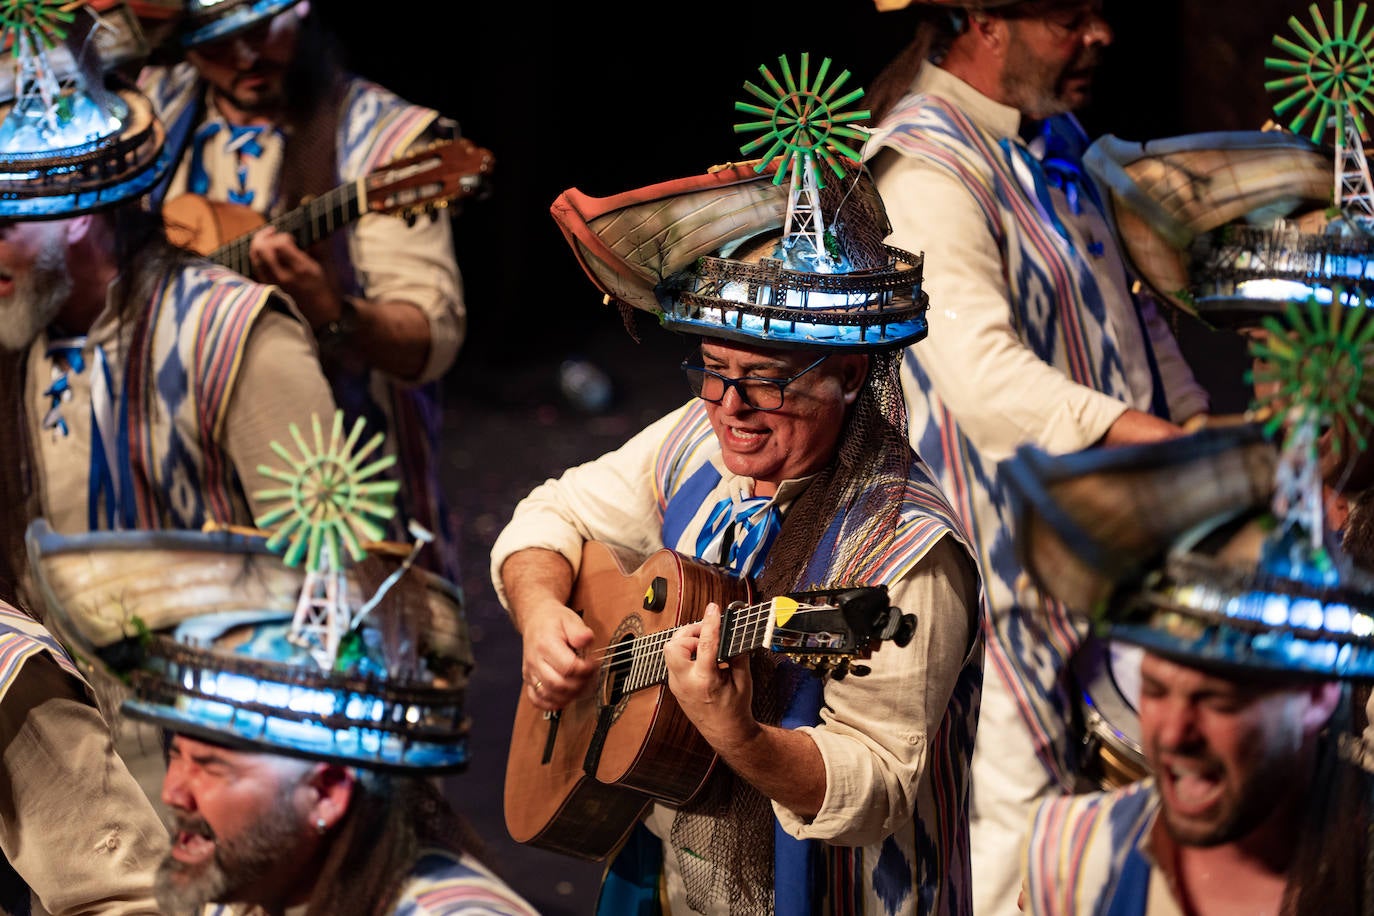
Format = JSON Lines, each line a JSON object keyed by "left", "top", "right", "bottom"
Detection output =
{"left": 503, "top": 539, "right": 916, "bottom": 862}
{"left": 162, "top": 136, "right": 495, "bottom": 273}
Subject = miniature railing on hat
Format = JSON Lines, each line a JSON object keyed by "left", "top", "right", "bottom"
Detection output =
{"left": 129, "top": 634, "right": 471, "bottom": 772}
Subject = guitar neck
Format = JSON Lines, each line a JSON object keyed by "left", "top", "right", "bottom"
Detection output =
{"left": 615, "top": 601, "right": 777, "bottom": 695}
{"left": 210, "top": 179, "right": 364, "bottom": 274}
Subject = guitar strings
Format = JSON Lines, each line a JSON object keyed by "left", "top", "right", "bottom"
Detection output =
{"left": 585, "top": 603, "right": 840, "bottom": 667}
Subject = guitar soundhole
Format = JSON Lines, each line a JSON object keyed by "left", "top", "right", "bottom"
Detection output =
{"left": 601, "top": 616, "right": 644, "bottom": 712}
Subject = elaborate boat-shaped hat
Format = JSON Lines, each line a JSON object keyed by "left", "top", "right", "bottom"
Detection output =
{"left": 1004, "top": 287, "right": 1374, "bottom": 680}
{"left": 1003, "top": 424, "right": 1279, "bottom": 617}
{"left": 551, "top": 54, "right": 930, "bottom": 353}
{"left": 176, "top": 0, "right": 304, "bottom": 48}
{"left": 1084, "top": 130, "right": 1340, "bottom": 328}
{"left": 98, "top": 412, "right": 474, "bottom": 772}
{"left": 0, "top": 0, "right": 172, "bottom": 219}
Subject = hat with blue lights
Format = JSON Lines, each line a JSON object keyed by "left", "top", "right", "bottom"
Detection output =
{"left": 176, "top": 0, "right": 302, "bottom": 48}
{"left": 120, "top": 411, "right": 473, "bottom": 772}
{"left": 1004, "top": 294, "right": 1374, "bottom": 680}
{"left": 0, "top": 0, "right": 172, "bottom": 219}
{"left": 1084, "top": 1, "right": 1374, "bottom": 330}
{"left": 552, "top": 53, "right": 928, "bottom": 352}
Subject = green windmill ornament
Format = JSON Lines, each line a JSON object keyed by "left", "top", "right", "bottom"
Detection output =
{"left": 253, "top": 410, "right": 430, "bottom": 671}
{"left": 1, "top": 0, "right": 78, "bottom": 134}
{"left": 1265, "top": 0, "right": 1374, "bottom": 224}
{"left": 1249, "top": 291, "right": 1374, "bottom": 571}
{"left": 734, "top": 52, "right": 870, "bottom": 269}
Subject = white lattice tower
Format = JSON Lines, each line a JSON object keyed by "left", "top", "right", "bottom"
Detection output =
{"left": 782, "top": 154, "right": 833, "bottom": 266}
{"left": 1336, "top": 115, "right": 1374, "bottom": 221}
{"left": 289, "top": 557, "right": 352, "bottom": 670}
{"left": 11, "top": 31, "right": 65, "bottom": 136}
{"left": 1272, "top": 410, "right": 1326, "bottom": 551}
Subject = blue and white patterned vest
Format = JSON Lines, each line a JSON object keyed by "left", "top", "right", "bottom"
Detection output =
{"left": 89, "top": 262, "right": 277, "bottom": 531}
{"left": 138, "top": 63, "right": 458, "bottom": 582}
{"left": 1023, "top": 780, "right": 1159, "bottom": 916}
{"left": 648, "top": 400, "right": 985, "bottom": 916}
{"left": 867, "top": 95, "right": 1173, "bottom": 787}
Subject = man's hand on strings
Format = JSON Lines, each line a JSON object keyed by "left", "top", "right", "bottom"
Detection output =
{"left": 665, "top": 602, "right": 760, "bottom": 754}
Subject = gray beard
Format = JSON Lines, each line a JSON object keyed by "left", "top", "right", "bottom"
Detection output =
{"left": 0, "top": 232, "right": 74, "bottom": 352}
{"left": 154, "top": 789, "right": 307, "bottom": 915}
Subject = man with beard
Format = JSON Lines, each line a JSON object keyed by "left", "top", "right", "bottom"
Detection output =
{"left": 119, "top": 504, "right": 535, "bottom": 914}
{"left": 150, "top": 735, "right": 540, "bottom": 916}
{"left": 859, "top": 3, "right": 1210, "bottom": 912}
{"left": 1020, "top": 647, "right": 1363, "bottom": 915}
{"left": 137, "top": 0, "right": 470, "bottom": 585}
{"left": 0, "top": 0, "right": 337, "bottom": 830}
{"left": 1003, "top": 423, "right": 1374, "bottom": 915}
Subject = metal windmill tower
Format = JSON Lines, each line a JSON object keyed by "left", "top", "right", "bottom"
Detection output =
{"left": 734, "top": 53, "right": 870, "bottom": 267}
{"left": 0, "top": 0, "right": 79, "bottom": 136}
{"left": 253, "top": 411, "right": 400, "bottom": 670}
{"left": 1249, "top": 292, "right": 1374, "bottom": 560}
{"left": 1266, "top": 0, "right": 1374, "bottom": 225}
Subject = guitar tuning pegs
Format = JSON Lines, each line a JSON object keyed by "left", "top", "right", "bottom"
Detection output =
{"left": 878, "top": 609, "right": 918, "bottom": 648}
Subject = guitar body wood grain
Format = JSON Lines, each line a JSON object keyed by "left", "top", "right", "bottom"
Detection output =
{"left": 503, "top": 539, "right": 751, "bottom": 861}
{"left": 162, "top": 193, "right": 267, "bottom": 257}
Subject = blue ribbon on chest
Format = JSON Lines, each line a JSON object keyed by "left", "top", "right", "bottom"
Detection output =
{"left": 694, "top": 492, "right": 782, "bottom": 579}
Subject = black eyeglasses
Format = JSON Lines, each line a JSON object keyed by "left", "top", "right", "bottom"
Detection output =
{"left": 680, "top": 354, "right": 828, "bottom": 411}
{"left": 998, "top": 0, "right": 1105, "bottom": 35}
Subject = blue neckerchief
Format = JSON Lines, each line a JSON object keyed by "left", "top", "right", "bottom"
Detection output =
{"left": 694, "top": 492, "right": 782, "bottom": 579}
{"left": 186, "top": 121, "right": 275, "bottom": 206}
{"left": 42, "top": 337, "right": 85, "bottom": 437}
{"left": 1001, "top": 120, "right": 1104, "bottom": 255}
{"left": 43, "top": 337, "right": 124, "bottom": 529}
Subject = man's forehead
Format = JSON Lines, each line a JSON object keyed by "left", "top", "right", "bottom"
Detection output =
{"left": 700, "top": 339, "right": 804, "bottom": 366}
{"left": 1140, "top": 651, "right": 1315, "bottom": 697}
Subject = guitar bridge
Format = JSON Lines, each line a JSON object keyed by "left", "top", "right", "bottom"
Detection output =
{"left": 540, "top": 710, "right": 561, "bottom": 765}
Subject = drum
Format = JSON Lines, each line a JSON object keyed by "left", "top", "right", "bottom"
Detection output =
{"left": 1070, "top": 636, "right": 1150, "bottom": 790}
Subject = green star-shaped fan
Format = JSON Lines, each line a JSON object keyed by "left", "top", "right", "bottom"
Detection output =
{"left": 252, "top": 410, "right": 400, "bottom": 571}
{"left": 1264, "top": 0, "right": 1374, "bottom": 145}
{"left": 1248, "top": 291, "right": 1374, "bottom": 454}
{"left": 0, "top": 0, "right": 74, "bottom": 56}
{"left": 734, "top": 52, "right": 870, "bottom": 188}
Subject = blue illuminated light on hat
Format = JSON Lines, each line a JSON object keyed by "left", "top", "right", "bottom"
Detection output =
{"left": 0, "top": 0, "right": 172, "bottom": 218}
{"left": 1085, "top": 2, "right": 1374, "bottom": 330}
{"left": 1110, "top": 515, "right": 1374, "bottom": 679}
{"left": 551, "top": 54, "right": 928, "bottom": 353}
{"left": 122, "top": 411, "right": 472, "bottom": 772}
{"left": 1004, "top": 294, "right": 1374, "bottom": 680}
{"left": 178, "top": 0, "right": 303, "bottom": 48}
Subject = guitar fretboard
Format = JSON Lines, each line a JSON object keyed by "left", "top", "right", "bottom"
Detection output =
{"left": 616, "top": 602, "right": 779, "bottom": 695}
{"left": 211, "top": 179, "right": 365, "bottom": 275}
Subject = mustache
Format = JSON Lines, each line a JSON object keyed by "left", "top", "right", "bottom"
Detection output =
{"left": 170, "top": 813, "right": 216, "bottom": 843}
{"left": 1071, "top": 48, "right": 1103, "bottom": 74}
{"left": 1154, "top": 745, "right": 1223, "bottom": 770}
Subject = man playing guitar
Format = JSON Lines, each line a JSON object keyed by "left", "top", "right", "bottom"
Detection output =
{"left": 493, "top": 149, "right": 986, "bottom": 914}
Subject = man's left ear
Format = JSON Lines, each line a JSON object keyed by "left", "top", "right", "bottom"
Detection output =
{"left": 1305, "top": 680, "right": 1346, "bottom": 734}
{"left": 305, "top": 763, "right": 356, "bottom": 832}
{"left": 840, "top": 354, "right": 869, "bottom": 406}
{"left": 63, "top": 213, "right": 94, "bottom": 244}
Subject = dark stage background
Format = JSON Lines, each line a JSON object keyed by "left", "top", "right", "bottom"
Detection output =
{"left": 302, "top": 3, "right": 1306, "bottom": 911}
